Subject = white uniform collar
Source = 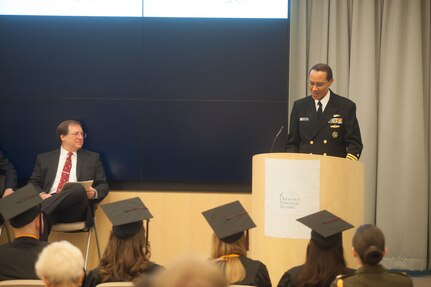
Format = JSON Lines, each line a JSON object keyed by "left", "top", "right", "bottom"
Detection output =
{"left": 314, "top": 90, "right": 331, "bottom": 111}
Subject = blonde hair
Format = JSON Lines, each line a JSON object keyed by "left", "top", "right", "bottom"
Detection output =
{"left": 147, "top": 256, "right": 226, "bottom": 287}
{"left": 210, "top": 233, "right": 247, "bottom": 284}
{"left": 35, "top": 241, "right": 84, "bottom": 286}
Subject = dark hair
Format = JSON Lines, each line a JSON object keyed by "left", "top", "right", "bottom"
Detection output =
{"left": 98, "top": 226, "right": 152, "bottom": 282}
{"left": 309, "top": 63, "right": 333, "bottom": 81}
{"left": 56, "top": 120, "right": 82, "bottom": 142}
{"left": 352, "top": 224, "right": 385, "bottom": 265}
{"left": 297, "top": 235, "right": 347, "bottom": 287}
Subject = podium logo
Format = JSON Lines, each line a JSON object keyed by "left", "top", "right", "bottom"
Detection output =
{"left": 280, "top": 192, "right": 301, "bottom": 209}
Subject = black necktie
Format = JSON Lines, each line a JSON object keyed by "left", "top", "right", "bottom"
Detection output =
{"left": 317, "top": 101, "right": 323, "bottom": 119}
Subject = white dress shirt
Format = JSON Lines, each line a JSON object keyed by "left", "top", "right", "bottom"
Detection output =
{"left": 314, "top": 90, "right": 331, "bottom": 112}
{"left": 49, "top": 147, "right": 78, "bottom": 194}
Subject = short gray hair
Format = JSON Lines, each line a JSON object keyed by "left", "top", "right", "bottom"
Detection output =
{"left": 35, "top": 241, "right": 84, "bottom": 286}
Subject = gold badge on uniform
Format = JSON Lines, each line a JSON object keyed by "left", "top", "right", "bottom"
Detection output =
{"left": 333, "top": 114, "right": 340, "bottom": 117}
{"left": 330, "top": 125, "right": 340, "bottom": 128}
{"left": 332, "top": 131, "right": 338, "bottom": 138}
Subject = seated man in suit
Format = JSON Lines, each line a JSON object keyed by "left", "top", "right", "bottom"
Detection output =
{"left": 0, "top": 149, "right": 17, "bottom": 225}
{"left": 30, "top": 120, "right": 109, "bottom": 241}
{"left": 0, "top": 149, "right": 17, "bottom": 197}
{"left": 0, "top": 184, "right": 49, "bottom": 281}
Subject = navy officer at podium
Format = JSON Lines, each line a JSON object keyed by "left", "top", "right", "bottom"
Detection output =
{"left": 286, "top": 63, "right": 363, "bottom": 161}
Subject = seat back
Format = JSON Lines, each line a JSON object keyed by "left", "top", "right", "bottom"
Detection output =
{"left": 51, "top": 221, "right": 87, "bottom": 232}
{"left": 0, "top": 279, "right": 45, "bottom": 286}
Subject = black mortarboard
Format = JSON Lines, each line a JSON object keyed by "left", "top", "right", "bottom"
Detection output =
{"left": 101, "top": 197, "right": 153, "bottom": 239}
{"left": 0, "top": 184, "right": 42, "bottom": 228}
{"left": 202, "top": 200, "right": 256, "bottom": 243}
{"left": 297, "top": 210, "right": 354, "bottom": 249}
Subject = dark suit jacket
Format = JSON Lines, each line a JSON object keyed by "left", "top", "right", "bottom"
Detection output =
{"left": 235, "top": 255, "right": 272, "bottom": 287}
{"left": 286, "top": 91, "right": 363, "bottom": 160}
{"left": 0, "top": 150, "right": 17, "bottom": 194}
{"left": 29, "top": 148, "right": 109, "bottom": 203}
{"left": 331, "top": 264, "right": 413, "bottom": 287}
{"left": 0, "top": 236, "right": 49, "bottom": 281}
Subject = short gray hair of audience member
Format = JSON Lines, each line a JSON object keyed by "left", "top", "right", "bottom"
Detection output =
{"left": 35, "top": 240, "right": 85, "bottom": 287}
{"left": 137, "top": 256, "right": 226, "bottom": 287}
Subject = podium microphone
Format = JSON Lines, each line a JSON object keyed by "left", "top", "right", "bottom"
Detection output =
{"left": 270, "top": 125, "right": 284, "bottom": 153}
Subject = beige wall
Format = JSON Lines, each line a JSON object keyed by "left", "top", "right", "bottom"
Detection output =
{"left": 49, "top": 191, "right": 252, "bottom": 270}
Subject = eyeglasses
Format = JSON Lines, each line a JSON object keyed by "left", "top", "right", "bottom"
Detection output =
{"left": 307, "top": 81, "right": 327, "bottom": 88}
{"left": 69, "top": 132, "right": 87, "bottom": 138}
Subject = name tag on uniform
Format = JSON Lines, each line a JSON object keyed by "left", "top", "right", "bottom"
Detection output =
{"left": 300, "top": 117, "right": 309, "bottom": 121}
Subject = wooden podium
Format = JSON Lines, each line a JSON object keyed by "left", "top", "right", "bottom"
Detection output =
{"left": 250, "top": 153, "right": 365, "bottom": 284}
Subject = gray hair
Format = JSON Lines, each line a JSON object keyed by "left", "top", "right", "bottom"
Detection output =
{"left": 35, "top": 241, "right": 84, "bottom": 286}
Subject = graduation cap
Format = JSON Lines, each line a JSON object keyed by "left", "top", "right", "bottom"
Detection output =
{"left": 101, "top": 197, "right": 153, "bottom": 239}
{"left": 202, "top": 200, "right": 256, "bottom": 243}
{"left": 0, "top": 184, "right": 43, "bottom": 228}
{"left": 297, "top": 210, "right": 354, "bottom": 249}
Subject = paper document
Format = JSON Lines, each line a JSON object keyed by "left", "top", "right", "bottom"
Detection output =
{"left": 63, "top": 180, "right": 93, "bottom": 190}
{"left": 264, "top": 159, "right": 320, "bottom": 239}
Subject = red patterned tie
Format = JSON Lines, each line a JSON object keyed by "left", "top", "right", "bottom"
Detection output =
{"left": 57, "top": 152, "right": 72, "bottom": 193}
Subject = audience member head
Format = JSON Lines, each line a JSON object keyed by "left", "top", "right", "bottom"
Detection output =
{"left": 139, "top": 256, "right": 226, "bottom": 287}
{"left": 56, "top": 120, "right": 84, "bottom": 152}
{"left": 352, "top": 224, "right": 386, "bottom": 266}
{"left": 0, "top": 184, "right": 43, "bottom": 238}
{"left": 202, "top": 201, "right": 256, "bottom": 284}
{"left": 98, "top": 197, "right": 153, "bottom": 282}
{"left": 296, "top": 210, "right": 354, "bottom": 287}
{"left": 35, "top": 241, "right": 84, "bottom": 287}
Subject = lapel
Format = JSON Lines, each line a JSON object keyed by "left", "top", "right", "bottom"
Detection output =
{"left": 311, "top": 91, "right": 339, "bottom": 138}
{"left": 76, "top": 149, "right": 84, "bottom": 180}
{"left": 49, "top": 149, "right": 61, "bottom": 183}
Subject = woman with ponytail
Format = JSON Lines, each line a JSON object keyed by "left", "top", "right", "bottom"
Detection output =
{"left": 203, "top": 201, "right": 271, "bottom": 287}
{"left": 331, "top": 224, "right": 413, "bottom": 287}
